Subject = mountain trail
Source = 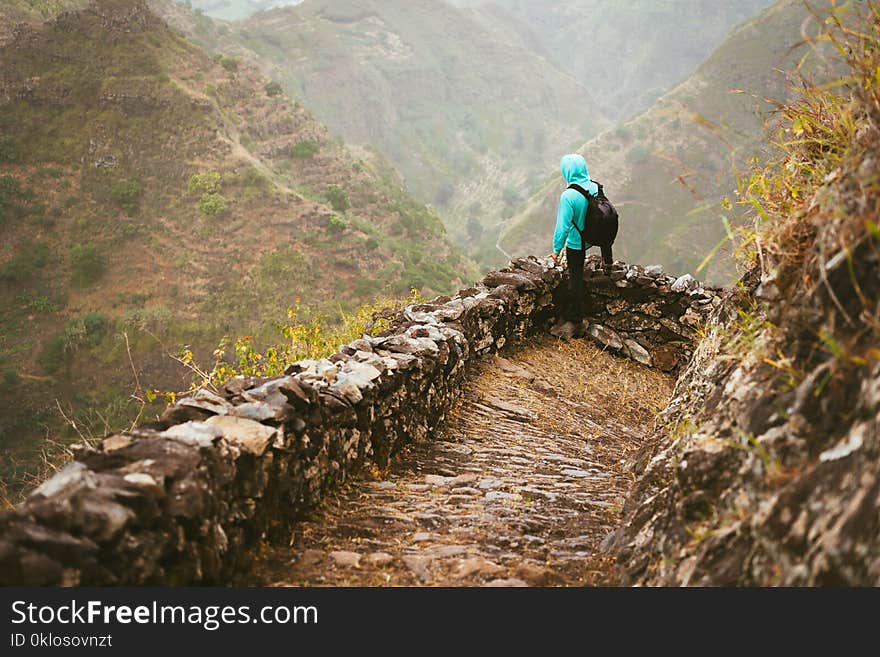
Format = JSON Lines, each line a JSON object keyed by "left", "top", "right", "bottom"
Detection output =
{"left": 250, "top": 334, "right": 673, "bottom": 586}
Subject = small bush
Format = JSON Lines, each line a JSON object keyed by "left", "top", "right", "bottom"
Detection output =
{"left": 265, "top": 81, "right": 284, "bottom": 97}
{"left": 26, "top": 295, "right": 57, "bottom": 312}
{"left": 291, "top": 140, "right": 320, "bottom": 159}
{"left": 198, "top": 192, "right": 228, "bottom": 216}
{"left": 217, "top": 55, "right": 239, "bottom": 73}
{"left": 110, "top": 179, "right": 141, "bottom": 216}
{"left": 0, "top": 136, "right": 17, "bottom": 163}
{"left": 0, "top": 241, "right": 49, "bottom": 283}
{"left": 0, "top": 175, "right": 26, "bottom": 224}
{"left": 70, "top": 243, "right": 105, "bottom": 287}
{"left": 188, "top": 171, "right": 222, "bottom": 195}
{"left": 81, "top": 312, "right": 107, "bottom": 340}
{"left": 327, "top": 215, "right": 347, "bottom": 233}
{"left": 39, "top": 335, "right": 66, "bottom": 373}
{"left": 325, "top": 184, "right": 350, "bottom": 212}
{"left": 501, "top": 186, "right": 521, "bottom": 207}
{"left": 466, "top": 216, "right": 484, "bottom": 240}
{"left": 2, "top": 368, "right": 20, "bottom": 386}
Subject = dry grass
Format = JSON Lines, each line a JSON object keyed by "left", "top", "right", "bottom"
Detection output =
{"left": 506, "top": 334, "right": 674, "bottom": 428}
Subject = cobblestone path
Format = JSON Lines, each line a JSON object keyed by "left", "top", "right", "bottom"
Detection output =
{"left": 252, "top": 335, "right": 673, "bottom": 586}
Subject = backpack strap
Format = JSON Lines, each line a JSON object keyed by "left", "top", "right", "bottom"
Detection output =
{"left": 567, "top": 183, "right": 594, "bottom": 199}
{"left": 566, "top": 183, "right": 592, "bottom": 240}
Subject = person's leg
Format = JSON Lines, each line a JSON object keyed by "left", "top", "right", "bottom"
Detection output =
{"left": 565, "top": 247, "right": 585, "bottom": 323}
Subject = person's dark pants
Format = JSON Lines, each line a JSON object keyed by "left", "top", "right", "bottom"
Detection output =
{"left": 565, "top": 247, "right": 586, "bottom": 323}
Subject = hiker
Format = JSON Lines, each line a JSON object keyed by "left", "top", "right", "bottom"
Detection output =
{"left": 551, "top": 153, "right": 614, "bottom": 336}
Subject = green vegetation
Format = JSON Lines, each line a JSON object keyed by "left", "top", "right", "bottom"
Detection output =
{"left": 188, "top": 170, "right": 222, "bottom": 194}
{"left": 264, "top": 80, "right": 283, "bottom": 97}
{"left": 110, "top": 179, "right": 142, "bottom": 216}
{"left": 176, "top": 289, "right": 424, "bottom": 392}
{"left": 216, "top": 54, "right": 239, "bottom": 73}
{"left": 0, "top": 175, "right": 32, "bottom": 225}
{"left": 325, "top": 184, "right": 350, "bottom": 212}
{"left": 227, "top": 0, "right": 609, "bottom": 255}
{"left": 0, "top": 0, "right": 473, "bottom": 501}
{"left": 69, "top": 243, "right": 105, "bottom": 287}
{"left": 39, "top": 312, "right": 107, "bottom": 374}
{"left": 0, "top": 241, "right": 50, "bottom": 283}
{"left": 327, "top": 215, "right": 347, "bottom": 232}
{"left": 0, "top": 136, "right": 17, "bottom": 162}
{"left": 291, "top": 139, "right": 320, "bottom": 159}
{"left": 197, "top": 192, "right": 228, "bottom": 216}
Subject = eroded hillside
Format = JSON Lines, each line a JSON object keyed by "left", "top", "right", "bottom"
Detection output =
{"left": 0, "top": 0, "right": 473, "bottom": 499}
{"left": 156, "top": 0, "right": 610, "bottom": 262}
{"left": 609, "top": 3, "right": 880, "bottom": 585}
{"left": 502, "top": 0, "right": 833, "bottom": 283}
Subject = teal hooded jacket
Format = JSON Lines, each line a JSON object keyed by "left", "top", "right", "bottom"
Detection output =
{"left": 552, "top": 153, "right": 599, "bottom": 254}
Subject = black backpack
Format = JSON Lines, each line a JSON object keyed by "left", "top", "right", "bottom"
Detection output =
{"left": 568, "top": 181, "right": 619, "bottom": 248}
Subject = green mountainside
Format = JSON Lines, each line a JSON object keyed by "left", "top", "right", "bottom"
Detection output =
{"left": 455, "top": 0, "right": 775, "bottom": 121}
{"left": 186, "top": 0, "right": 300, "bottom": 22}
{"left": 501, "top": 0, "right": 831, "bottom": 284}
{"left": 167, "top": 0, "right": 611, "bottom": 265}
{"left": 0, "top": 0, "right": 473, "bottom": 498}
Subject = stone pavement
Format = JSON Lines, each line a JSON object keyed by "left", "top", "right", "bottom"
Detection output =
{"left": 252, "top": 335, "right": 673, "bottom": 586}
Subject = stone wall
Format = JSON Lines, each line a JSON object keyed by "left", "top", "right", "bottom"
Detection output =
{"left": 0, "top": 256, "right": 718, "bottom": 585}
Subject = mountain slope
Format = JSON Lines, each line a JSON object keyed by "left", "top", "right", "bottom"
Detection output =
{"left": 0, "top": 0, "right": 473, "bottom": 498}
{"left": 501, "top": 0, "right": 832, "bottom": 283}
{"left": 457, "top": 0, "right": 775, "bottom": 121}
{"left": 198, "top": 0, "right": 611, "bottom": 261}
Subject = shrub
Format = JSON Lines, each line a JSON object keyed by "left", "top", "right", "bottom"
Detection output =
{"left": 188, "top": 171, "right": 222, "bottom": 195}
{"left": 217, "top": 55, "right": 239, "bottom": 73}
{"left": 501, "top": 186, "right": 521, "bottom": 207}
{"left": 327, "top": 215, "right": 347, "bottom": 232}
{"left": 39, "top": 335, "right": 66, "bottom": 373}
{"left": 110, "top": 179, "right": 141, "bottom": 216}
{"left": 2, "top": 368, "right": 20, "bottom": 386}
{"left": 466, "top": 216, "right": 484, "bottom": 240}
{"left": 26, "top": 295, "right": 57, "bottom": 312}
{"left": 81, "top": 312, "right": 107, "bottom": 340}
{"left": 70, "top": 243, "right": 105, "bottom": 287}
{"left": 265, "top": 81, "right": 284, "bottom": 97}
{"left": 198, "top": 192, "right": 228, "bottom": 216}
{"left": 0, "top": 136, "right": 18, "bottom": 163}
{"left": 0, "top": 241, "right": 49, "bottom": 283}
{"left": 325, "top": 184, "right": 350, "bottom": 212}
{"left": 291, "top": 140, "right": 320, "bottom": 159}
{"left": 0, "top": 175, "right": 25, "bottom": 224}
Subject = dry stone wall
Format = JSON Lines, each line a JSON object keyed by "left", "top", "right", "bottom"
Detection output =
{"left": 0, "top": 256, "right": 719, "bottom": 585}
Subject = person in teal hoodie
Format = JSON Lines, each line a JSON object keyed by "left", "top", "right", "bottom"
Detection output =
{"left": 553, "top": 153, "right": 614, "bottom": 326}
{"left": 551, "top": 153, "right": 613, "bottom": 329}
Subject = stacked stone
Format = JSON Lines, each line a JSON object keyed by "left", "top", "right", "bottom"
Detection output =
{"left": 0, "top": 257, "right": 564, "bottom": 586}
{"left": 573, "top": 256, "right": 721, "bottom": 372}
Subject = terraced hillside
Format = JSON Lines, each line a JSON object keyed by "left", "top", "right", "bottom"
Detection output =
{"left": 0, "top": 0, "right": 473, "bottom": 500}
{"left": 161, "top": 0, "right": 610, "bottom": 262}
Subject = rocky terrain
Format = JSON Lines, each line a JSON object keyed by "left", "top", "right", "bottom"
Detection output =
{"left": 253, "top": 336, "right": 672, "bottom": 587}
{"left": 608, "top": 3, "right": 880, "bottom": 585}
{"left": 0, "top": 256, "right": 721, "bottom": 585}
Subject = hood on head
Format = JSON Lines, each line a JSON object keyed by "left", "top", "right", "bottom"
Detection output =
{"left": 560, "top": 153, "right": 591, "bottom": 186}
